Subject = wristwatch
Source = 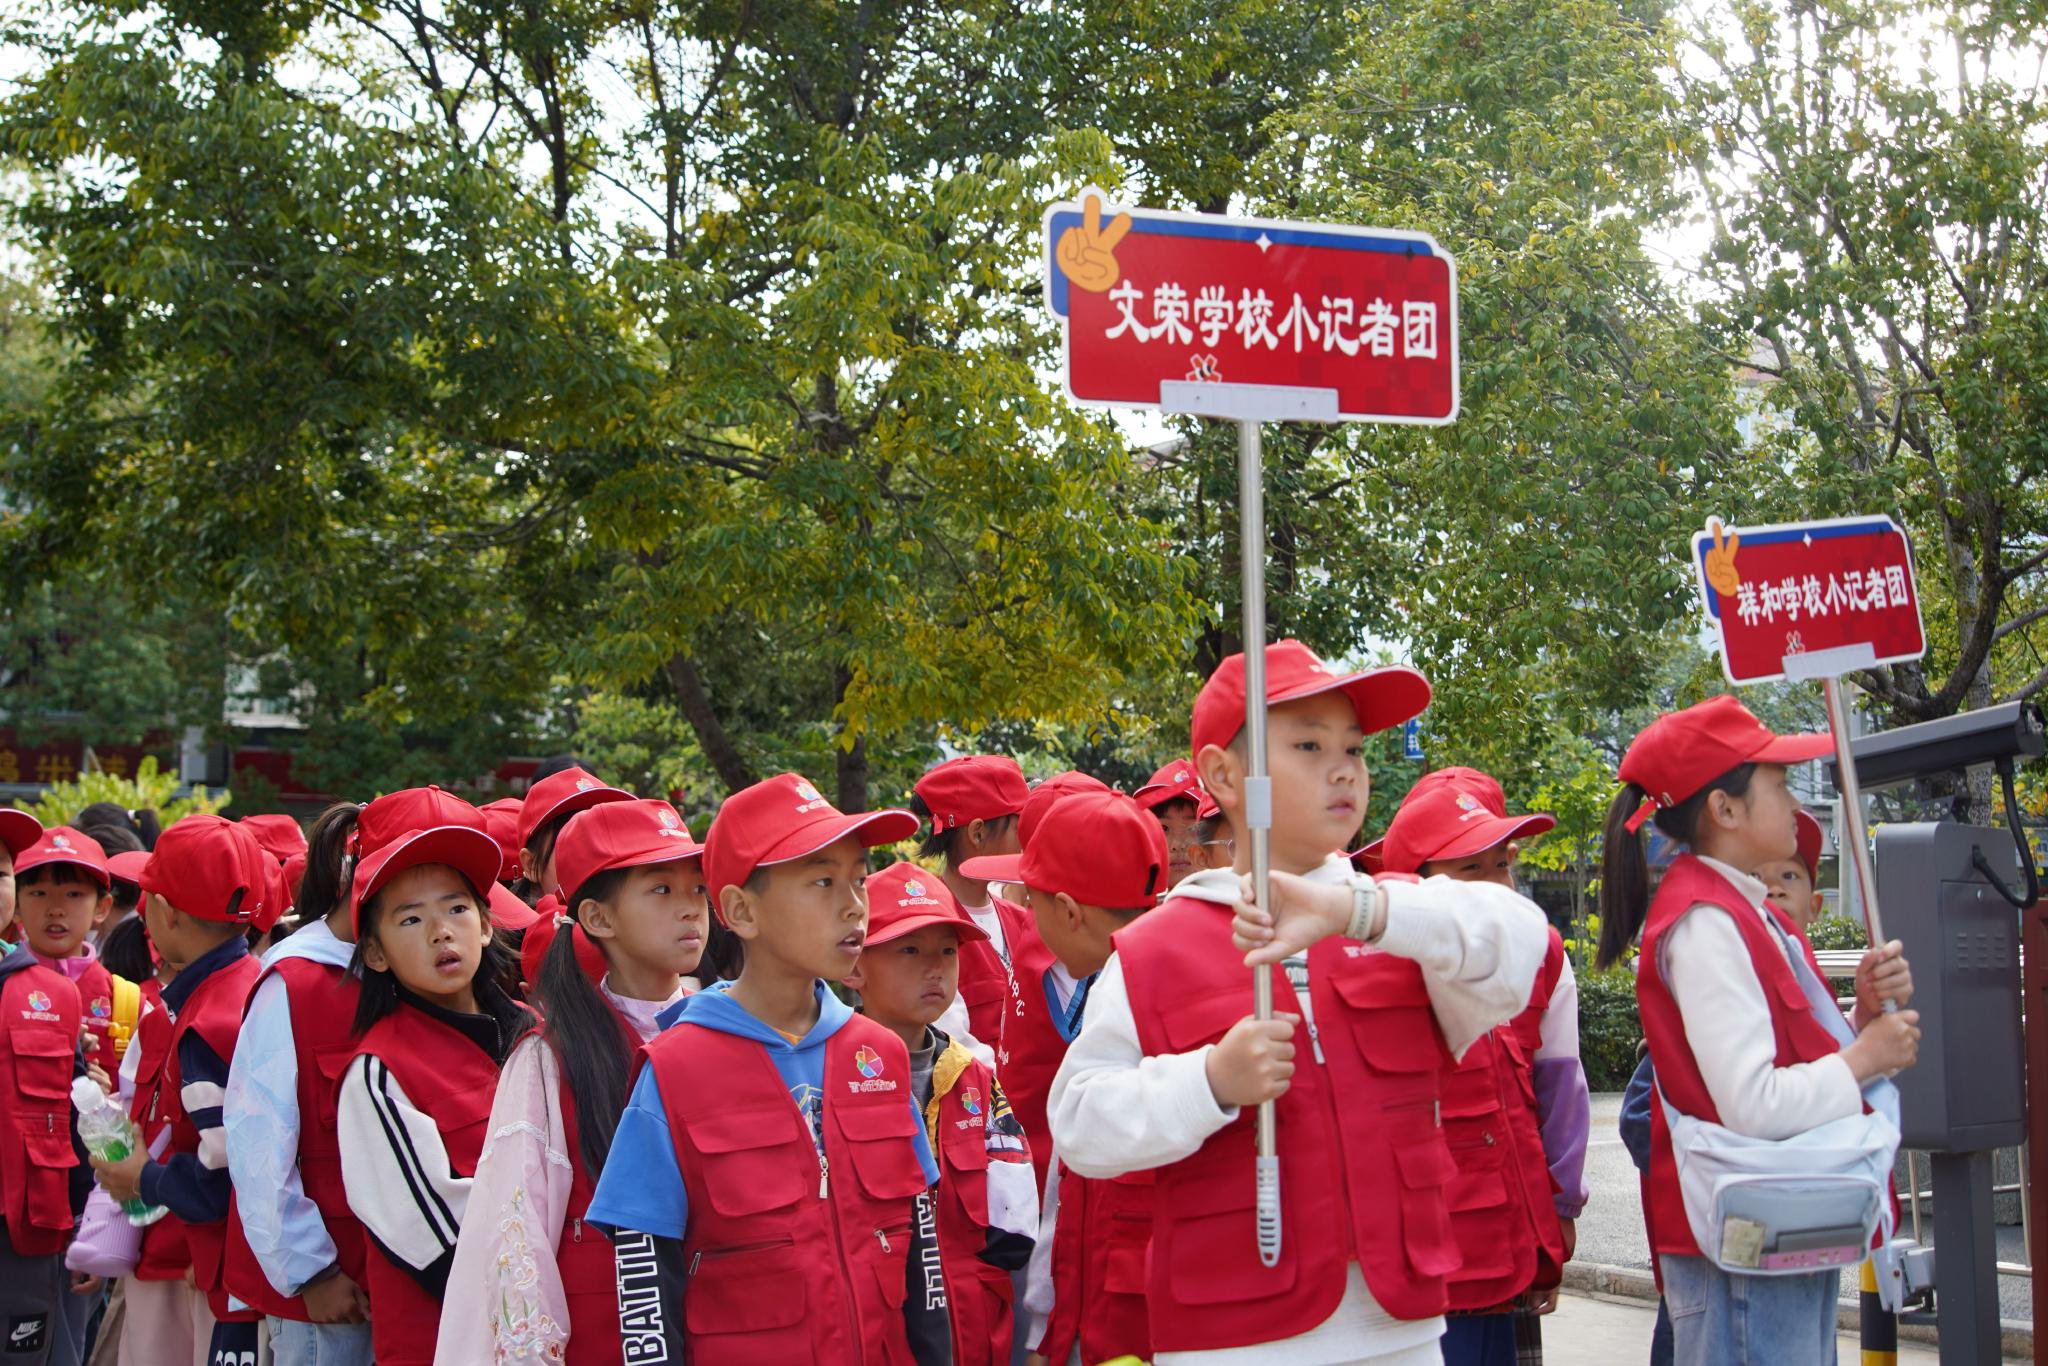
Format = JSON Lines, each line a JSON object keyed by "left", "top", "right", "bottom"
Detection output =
{"left": 1344, "top": 875, "right": 1388, "bottom": 943}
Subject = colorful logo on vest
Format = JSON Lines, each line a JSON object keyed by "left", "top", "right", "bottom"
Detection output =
{"left": 959, "top": 1087, "right": 983, "bottom": 1116}
{"left": 90, "top": 996, "right": 110, "bottom": 1019}
{"left": 854, "top": 1045, "right": 884, "bottom": 1079}
{"left": 26, "top": 991, "right": 51, "bottom": 1012}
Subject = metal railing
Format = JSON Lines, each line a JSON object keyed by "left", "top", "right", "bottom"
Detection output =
{"left": 1814, "top": 947, "right": 2034, "bottom": 1281}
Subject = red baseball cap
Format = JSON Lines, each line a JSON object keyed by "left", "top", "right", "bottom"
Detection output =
{"left": 349, "top": 787, "right": 505, "bottom": 932}
{"left": 480, "top": 798, "right": 525, "bottom": 882}
{"left": 913, "top": 756, "right": 1030, "bottom": 833}
{"left": 1007, "top": 792, "right": 1167, "bottom": 910}
{"left": 1191, "top": 639, "right": 1432, "bottom": 757}
{"left": 1196, "top": 791, "right": 1221, "bottom": 821}
{"left": 702, "top": 773, "right": 919, "bottom": 910}
{"left": 862, "top": 862, "right": 990, "bottom": 948}
{"left": 240, "top": 814, "right": 307, "bottom": 865}
{"left": 1379, "top": 780, "right": 1556, "bottom": 876}
{"left": 1353, "top": 767, "right": 1503, "bottom": 871}
{"left": 956, "top": 771, "right": 1114, "bottom": 883}
{"left": 553, "top": 799, "right": 704, "bottom": 907}
{"left": 280, "top": 852, "right": 307, "bottom": 908}
{"left": 1794, "top": 809, "right": 1825, "bottom": 881}
{"left": 1618, "top": 695, "right": 1834, "bottom": 833}
{"left": 516, "top": 767, "right": 633, "bottom": 851}
{"left": 139, "top": 816, "right": 277, "bottom": 924}
{"left": 106, "top": 850, "right": 151, "bottom": 888}
{"left": 0, "top": 808, "right": 43, "bottom": 860}
{"left": 18, "top": 827, "right": 111, "bottom": 890}
{"left": 520, "top": 894, "right": 608, "bottom": 988}
{"left": 1133, "top": 761, "right": 1204, "bottom": 811}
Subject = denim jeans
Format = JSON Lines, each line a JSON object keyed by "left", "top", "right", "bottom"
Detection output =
{"left": 1662, "top": 1254, "right": 1837, "bottom": 1365}
{"left": 265, "top": 1318, "right": 374, "bottom": 1366}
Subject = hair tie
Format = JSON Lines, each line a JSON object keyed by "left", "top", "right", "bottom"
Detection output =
{"left": 1623, "top": 795, "right": 1659, "bottom": 835}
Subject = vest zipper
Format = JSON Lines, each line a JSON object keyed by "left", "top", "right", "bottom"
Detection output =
{"left": 818, "top": 1149, "right": 830, "bottom": 1198}
{"left": 874, "top": 1227, "right": 891, "bottom": 1253}
{"left": 1305, "top": 1017, "right": 1325, "bottom": 1064}
{"left": 571, "top": 1217, "right": 583, "bottom": 1242}
{"left": 688, "top": 1250, "right": 701, "bottom": 1276}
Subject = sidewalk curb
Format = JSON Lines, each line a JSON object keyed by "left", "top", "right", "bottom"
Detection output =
{"left": 1560, "top": 1260, "right": 2035, "bottom": 1359}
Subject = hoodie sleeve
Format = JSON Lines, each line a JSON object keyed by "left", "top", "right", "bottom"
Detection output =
{"left": 224, "top": 970, "right": 338, "bottom": 1296}
{"left": 585, "top": 1065, "right": 690, "bottom": 1240}
{"left": 979, "top": 1077, "right": 1036, "bottom": 1271}
{"left": 1372, "top": 875, "right": 1550, "bottom": 1058}
{"left": 338, "top": 1053, "right": 472, "bottom": 1297}
{"left": 137, "top": 1030, "right": 233, "bottom": 1225}
{"left": 1531, "top": 954, "right": 1592, "bottom": 1218}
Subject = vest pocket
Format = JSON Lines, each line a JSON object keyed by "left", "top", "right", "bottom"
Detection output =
{"left": 312, "top": 1044, "right": 354, "bottom": 1127}
{"left": 1159, "top": 989, "right": 1250, "bottom": 1052}
{"left": 1102, "top": 1212, "right": 1151, "bottom": 1295}
{"left": 685, "top": 1239, "right": 814, "bottom": 1360}
{"left": 1162, "top": 1173, "right": 1299, "bottom": 1304}
{"left": 839, "top": 1101, "right": 929, "bottom": 1202}
{"left": 1331, "top": 972, "right": 1445, "bottom": 1076}
{"left": 14, "top": 1027, "right": 74, "bottom": 1100}
{"left": 21, "top": 1120, "right": 79, "bottom": 1229}
{"left": 687, "top": 1108, "right": 810, "bottom": 1217}
{"left": 1392, "top": 1112, "right": 1461, "bottom": 1276}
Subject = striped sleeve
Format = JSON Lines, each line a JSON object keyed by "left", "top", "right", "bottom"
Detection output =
{"left": 338, "top": 1053, "right": 473, "bottom": 1296}
{"left": 136, "top": 1031, "right": 234, "bottom": 1224}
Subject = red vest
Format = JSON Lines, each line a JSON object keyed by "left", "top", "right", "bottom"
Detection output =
{"left": 648, "top": 1013, "right": 928, "bottom": 1365}
{"left": 955, "top": 924, "right": 1013, "bottom": 1058}
{"left": 995, "top": 909, "right": 1066, "bottom": 1193}
{"left": 223, "top": 954, "right": 367, "bottom": 1320}
{"left": 69, "top": 958, "right": 117, "bottom": 1070}
{"left": 930, "top": 1051, "right": 1015, "bottom": 1366}
{"left": 128, "top": 987, "right": 189, "bottom": 1280}
{"left": 0, "top": 961, "right": 83, "bottom": 1256}
{"left": 1115, "top": 893, "right": 1462, "bottom": 1350}
{"left": 350, "top": 1004, "right": 503, "bottom": 1366}
{"left": 550, "top": 1013, "right": 645, "bottom": 1366}
{"left": 1440, "top": 1026, "right": 1566, "bottom": 1309}
{"left": 156, "top": 952, "right": 262, "bottom": 1319}
{"left": 1039, "top": 1163, "right": 1154, "bottom": 1364}
{"left": 1636, "top": 855, "right": 1852, "bottom": 1257}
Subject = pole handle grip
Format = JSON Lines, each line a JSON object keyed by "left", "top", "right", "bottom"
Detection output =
{"left": 1256, "top": 1155, "right": 1282, "bottom": 1268}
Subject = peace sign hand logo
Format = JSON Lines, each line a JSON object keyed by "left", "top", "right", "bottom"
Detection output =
{"left": 1056, "top": 192, "right": 1134, "bottom": 293}
{"left": 1704, "top": 517, "right": 1742, "bottom": 597}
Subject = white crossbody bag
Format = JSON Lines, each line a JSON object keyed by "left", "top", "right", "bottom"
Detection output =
{"left": 1657, "top": 910, "right": 1900, "bottom": 1276}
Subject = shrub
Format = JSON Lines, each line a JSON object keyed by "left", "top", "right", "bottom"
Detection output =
{"left": 1577, "top": 965, "right": 1643, "bottom": 1092}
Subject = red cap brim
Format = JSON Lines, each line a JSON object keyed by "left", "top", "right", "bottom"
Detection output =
{"left": 559, "top": 835, "right": 705, "bottom": 904}
{"left": 520, "top": 784, "right": 633, "bottom": 850}
{"left": 956, "top": 853, "right": 1025, "bottom": 883}
{"left": 16, "top": 850, "right": 109, "bottom": 890}
{"left": 1349, "top": 839, "right": 1385, "bottom": 874}
{"left": 865, "top": 910, "right": 991, "bottom": 948}
{"left": 757, "top": 808, "right": 920, "bottom": 870}
{"left": 1275, "top": 665, "right": 1433, "bottom": 736}
{"left": 487, "top": 883, "right": 543, "bottom": 931}
{"left": 1753, "top": 732, "right": 1837, "bottom": 765}
{"left": 106, "top": 851, "right": 151, "bottom": 886}
{"left": 0, "top": 810, "right": 43, "bottom": 860}
{"left": 1426, "top": 812, "right": 1556, "bottom": 865}
{"left": 351, "top": 825, "right": 506, "bottom": 933}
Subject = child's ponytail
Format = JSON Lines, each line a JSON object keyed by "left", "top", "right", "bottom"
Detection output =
{"left": 535, "top": 872, "right": 636, "bottom": 1179}
{"left": 1595, "top": 783, "right": 1654, "bottom": 972}
{"left": 296, "top": 802, "right": 363, "bottom": 930}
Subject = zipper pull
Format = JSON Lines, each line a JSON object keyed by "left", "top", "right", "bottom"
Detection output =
{"left": 1484, "top": 1131, "right": 1496, "bottom": 1147}
{"left": 874, "top": 1228, "right": 891, "bottom": 1253}
{"left": 1306, "top": 1019, "right": 1325, "bottom": 1065}
{"left": 818, "top": 1152, "right": 830, "bottom": 1199}
{"left": 688, "top": 1250, "right": 702, "bottom": 1277}
{"left": 571, "top": 1217, "right": 583, "bottom": 1242}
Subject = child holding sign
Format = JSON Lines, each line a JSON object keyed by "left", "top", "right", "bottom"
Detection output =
{"left": 1594, "top": 696, "right": 1919, "bottom": 1365}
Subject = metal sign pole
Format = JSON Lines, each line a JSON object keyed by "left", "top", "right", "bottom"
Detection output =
{"left": 1821, "top": 676, "right": 1895, "bottom": 1015}
{"left": 1237, "top": 417, "right": 1282, "bottom": 1267}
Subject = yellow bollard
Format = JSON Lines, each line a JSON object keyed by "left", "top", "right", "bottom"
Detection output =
{"left": 1860, "top": 1257, "right": 1897, "bottom": 1366}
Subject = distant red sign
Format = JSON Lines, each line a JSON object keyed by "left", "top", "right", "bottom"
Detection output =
{"left": 1044, "top": 191, "right": 1458, "bottom": 423}
{"left": 1692, "top": 515, "right": 1928, "bottom": 685}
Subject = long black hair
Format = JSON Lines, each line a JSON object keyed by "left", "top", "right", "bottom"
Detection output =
{"left": 1594, "top": 763, "right": 1758, "bottom": 971}
{"left": 99, "top": 914, "right": 155, "bottom": 983}
{"left": 297, "top": 802, "right": 363, "bottom": 930}
{"left": 534, "top": 867, "right": 637, "bottom": 1178}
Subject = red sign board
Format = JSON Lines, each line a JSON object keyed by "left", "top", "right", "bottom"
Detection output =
{"left": 1044, "top": 191, "right": 1458, "bottom": 423}
{"left": 1691, "top": 515, "right": 1928, "bottom": 685}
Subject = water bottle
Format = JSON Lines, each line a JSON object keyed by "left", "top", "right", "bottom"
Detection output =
{"left": 71, "top": 1076, "right": 168, "bottom": 1227}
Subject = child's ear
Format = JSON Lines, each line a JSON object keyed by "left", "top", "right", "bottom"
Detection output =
{"left": 1196, "top": 744, "right": 1239, "bottom": 807}
{"left": 92, "top": 893, "right": 113, "bottom": 929}
{"left": 518, "top": 846, "right": 543, "bottom": 884}
{"left": 578, "top": 896, "right": 616, "bottom": 943}
{"left": 720, "top": 884, "right": 761, "bottom": 941}
{"left": 1055, "top": 891, "right": 1086, "bottom": 933}
{"left": 965, "top": 817, "right": 988, "bottom": 852}
{"left": 361, "top": 934, "right": 390, "bottom": 974}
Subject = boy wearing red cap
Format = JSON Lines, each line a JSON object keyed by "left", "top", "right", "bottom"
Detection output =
{"left": 1134, "top": 760, "right": 1206, "bottom": 888}
{"left": 94, "top": 815, "right": 283, "bottom": 1366}
{"left": 909, "top": 755, "right": 1034, "bottom": 1056}
{"left": 1757, "top": 809, "right": 1827, "bottom": 934}
{"left": 0, "top": 809, "right": 99, "bottom": 1366}
{"left": 1376, "top": 771, "right": 1590, "bottom": 1365}
{"left": 585, "top": 773, "right": 942, "bottom": 1363}
{"left": 221, "top": 800, "right": 380, "bottom": 1366}
{"left": 514, "top": 767, "right": 634, "bottom": 901}
{"left": 11, "top": 829, "right": 123, "bottom": 1077}
{"left": 1051, "top": 640, "right": 1549, "bottom": 1364}
{"left": 969, "top": 790, "right": 1165, "bottom": 1366}
{"left": 848, "top": 861, "right": 1038, "bottom": 1366}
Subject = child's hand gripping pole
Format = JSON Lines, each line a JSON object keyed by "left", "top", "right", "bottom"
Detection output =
{"left": 1237, "top": 417, "right": 1282, "bottom": 1269}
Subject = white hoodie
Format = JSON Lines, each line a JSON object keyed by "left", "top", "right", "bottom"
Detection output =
{"left": 1047, "top": 855, "right": 1549, "bottom": 1366}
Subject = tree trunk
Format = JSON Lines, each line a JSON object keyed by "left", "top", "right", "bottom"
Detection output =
{"left": 662, "top": 651, "right": 754, "bottom": 793}
{"left": 832, "top": 665, "right": 869, "bottom": 812}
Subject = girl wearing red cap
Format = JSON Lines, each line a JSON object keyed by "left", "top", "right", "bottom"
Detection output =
{"left": 1594, "top": 696, "right": 1919, "bottom": 1364}
{"left": 1756, "top": 809, "right": 1828, "bottom": 934}
{"left": 335, "top": 800, "right": 533, "bottom": 1366}
{"left": 1133, "top": 761, "right": 1206, "bottom": 888}
{"left": 438, "top": 799, "right": 710, "bottom": 1366}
